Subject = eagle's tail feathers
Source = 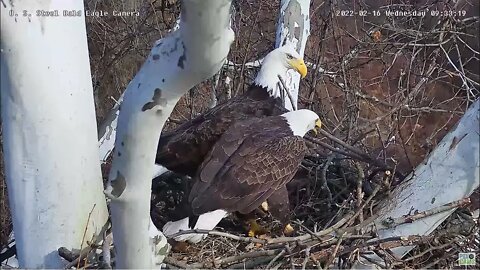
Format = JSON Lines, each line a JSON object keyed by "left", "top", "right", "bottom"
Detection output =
{"left": 162, "top": 217, "right": 189, "bottom": 239}
{"left": 162, "top": 210, "right": 228, "bottom": 243}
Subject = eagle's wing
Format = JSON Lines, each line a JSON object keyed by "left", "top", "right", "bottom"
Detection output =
{"left": 156, "top": 98, "right": 238, "bottom": 176}
{"left": 189, "top": 118, "right": 306, "bottom": 215}
{"left": 156, "top": 87, "right": 284, "bottom": 176}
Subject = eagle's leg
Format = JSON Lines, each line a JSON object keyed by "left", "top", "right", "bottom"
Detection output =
{"left": 247, "top": 218, "right": 269, "bottom": 237}
{"left": 235, "top": 210, "right": 269, "bottom": 237}
{"left": 267, "top": 185, "right": 295, "bottom": 235}
{"left": 261, "top": 201, "right": 269, "bottom": 212}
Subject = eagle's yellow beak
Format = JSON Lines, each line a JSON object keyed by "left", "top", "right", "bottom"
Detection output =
{"left": 313, "top": 119, "right": 322, "bottom": 135}
{"left": 289, "top": 58, "right": 307, "bottom": 79}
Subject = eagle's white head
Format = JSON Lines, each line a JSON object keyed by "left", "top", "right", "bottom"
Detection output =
{"left": 254, "top": 45, "right": 307, "bottom": 96}
{"left": 282, "top": 109, "right": 322, "bottom": 137}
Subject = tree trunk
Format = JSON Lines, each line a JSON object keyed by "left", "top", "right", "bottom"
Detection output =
{"left": 275, "top": 0, "right": 311, "bottom": 111}
{"left": 105, "top": 0, "right": 234, "bottom": 267}
{"left": 354, "top": 100, "right": 480, "bottom": 268}
{"left": 0, "top": 1, "right": 108, "bottom": 268}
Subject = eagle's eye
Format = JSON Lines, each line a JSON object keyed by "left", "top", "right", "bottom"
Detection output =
{"left": 286, "top": 53, "right": 294, "bottom": 60}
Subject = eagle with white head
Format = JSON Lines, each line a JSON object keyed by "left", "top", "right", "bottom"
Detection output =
{"left": 156, "top": 44, "right": 307, "bottom": 177}
{"left": 163, "top": 109, "right": 321, "bottom": 243}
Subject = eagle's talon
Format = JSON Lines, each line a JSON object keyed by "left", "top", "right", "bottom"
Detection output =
{"left": 283, "top": 223, "right": 294, "bottom": 235}
{"left": 261, "top": 201, "right": 269, "bottom": 212}
{"left": 247, "top": 219, "right": 268, "bottom": 237}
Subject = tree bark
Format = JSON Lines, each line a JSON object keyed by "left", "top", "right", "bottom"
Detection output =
{"left": 105, "top": 0, "right": 234, "bottom": 267}
{"left": 0, "top": 1, "right": 109, "bottom": 268}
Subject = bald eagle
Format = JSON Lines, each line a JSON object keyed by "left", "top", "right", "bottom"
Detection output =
{"left": 156, "top": 45, "right": 307, "bottom": 177}
{"left": 162, "top": 109, "right": 321, "bottom": 243}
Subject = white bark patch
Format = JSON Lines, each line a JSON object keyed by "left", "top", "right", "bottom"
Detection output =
{"left": 177, "top": 42, "right": 187, "bottom": 69}
{"left": 141, "top": 88, "right": 167, "bottom": 113}
{"left": 110, "top": 171, "right": 127, "bottom": 198}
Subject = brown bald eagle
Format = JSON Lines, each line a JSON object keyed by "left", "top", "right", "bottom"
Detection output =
{"left": 155, "top": 45, "right": 307, "bottom": 177}
{"left": 162, "top": 109, "right": 321, "bottom": 243}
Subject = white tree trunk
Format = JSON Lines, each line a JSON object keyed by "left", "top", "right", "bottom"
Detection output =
{"left": 354, "top": 100, "right": 480, "bottom": 268}
{"left": 0, "top": 1, "right": 108, "bottom": 268}
{"left": 104, "top": 0, "right": 234, "bottom": 267}
{"left": 98, "top": 18, "right": 182, "bottom": 163}
{"left": 97, "top": 81, "right": 167, "bottom": 179}
{"left": 275, "top": 0, "right": 311, "bottom": 111}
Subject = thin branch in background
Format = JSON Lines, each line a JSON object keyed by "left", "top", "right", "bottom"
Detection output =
{"left": 278, "top": 75, "right": 297, "bottom": 111}
{"left": 77, "top": 204, "right": 96, "bottom": 269}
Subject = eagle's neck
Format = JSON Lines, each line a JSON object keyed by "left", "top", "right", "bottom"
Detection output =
{"left": 282, "top": 110, "right": 317, "bottom": 137}
{"left": 253, "top": 59, "right": 288, "bottom": 98}
{"left": 285, "top": 119, "right": 310, "bottom": 137}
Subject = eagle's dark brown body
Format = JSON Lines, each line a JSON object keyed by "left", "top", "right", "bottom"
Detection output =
{"left": 161, "top": 109, "right": 320, "bottom": 243}
{"left": 189, "top": 116, "right": 307, "bottom": 216}
{"left": 156, "top": 84, "right": 286, "bottom": 177}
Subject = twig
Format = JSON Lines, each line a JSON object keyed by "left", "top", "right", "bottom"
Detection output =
{"left": 265, "top": 249, "right": 286, "bottom": 269}
{"left": 318, "top": 130, "right": 377, "bottom": 164}
{"left": 301, "top": 247, "right": 311, "bottom": 270}
{"left": 354, "top": 162, "right": 365, "bottom": 226}
{"left": 305, "top": 139, "right": 364, "bottom": 162}
{"left": 268, "top": 212, "right": 353, "bottom": 244}
{"left": 285, "top": 244, "right": 295, "bottom": 269}
{"left": 101, "top": 230, "right": 112, "bottom": 269}
{"left": 228, "top": 255, "right": 278, "bottom": 269}
{"left": 65, "top": 246, "right": 93, "bottom": 269}
{"left": 277, "top": 75, "right": 297, "bottom": 110}
{"left": 377, "top": 197, "right": 472, "bottom": 230}
{"left": 233, "top": 4, "right": 262, "bottom": 96}
{"left": 319, "top": 156, "right": 334, "bottom": 205}
{"left": 168, "top": 229, "right": 265, "bottom": 244}
{"left": 188, "top": 249, "right": 282, "bottom": 268}
{"left": 77, "top": 204, "right": 96, "bottom": 268}
{"left": 305, "top": 134, "right": 403, "bottom": 179}
{"left": 342, "top": 181, "right": 381, "bottom": 230}
{"left": 294, "top": 221, "right": 325, "bottom": 243}
{"left": 163, "top": 257, "right": 189, "bottom": 269}
{"left": 325, "top": 233, "right": 345, "bottom": 269}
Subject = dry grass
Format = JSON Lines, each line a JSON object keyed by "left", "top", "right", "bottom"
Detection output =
{"left": 1, "top": 0, "right": 479, "bottom": 268}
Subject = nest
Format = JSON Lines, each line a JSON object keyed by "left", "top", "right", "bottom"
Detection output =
{"left": 150, "top": 156, "right": 479, "bottom": 269}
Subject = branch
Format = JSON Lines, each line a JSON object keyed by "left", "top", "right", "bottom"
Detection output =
{"left": 277, "top": 75, "right": 297, "bottom": 111}
{"left": 168, "top": 229, "right": 265, "bottom": 244}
